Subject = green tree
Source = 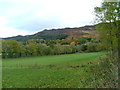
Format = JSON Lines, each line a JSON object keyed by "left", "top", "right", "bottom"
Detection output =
{"left": 63, "top": 45, "right": 72, "bottom": 54}
{"left": 94, "top": 1, "right": 120, "bottom": 55}
{"left": 70, "top": 45, "right": 77, "bottom": 53}
{"left": 26, "top": 43, "right": 37, "bottom": 56}
{"left": 2, "top": 40, "right": 22, "bottom": 58}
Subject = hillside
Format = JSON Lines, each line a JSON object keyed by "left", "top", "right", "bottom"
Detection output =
{"left": 3, "top": 25, "right": 99, "bottom": 41}
{"left": 34, "top": 25, "right": 98, "bottom": 37}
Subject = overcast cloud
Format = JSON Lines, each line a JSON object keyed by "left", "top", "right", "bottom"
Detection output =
{"left": 0, "top": 0, "right": 102, "bottom": 37}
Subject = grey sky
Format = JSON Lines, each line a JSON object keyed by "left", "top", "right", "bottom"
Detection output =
{"left": 0, "top": 0, "right": 102, "bottom": 37}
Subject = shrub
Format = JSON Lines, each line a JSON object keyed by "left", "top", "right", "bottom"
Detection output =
{"left": 80, "top": 44, "right": 87, "bottom": 51}
{"left": 86, "top": 42, "right": 97, "bottom": 52}
{"left": 90, "top": 55, "right": 118, "bottom": 88}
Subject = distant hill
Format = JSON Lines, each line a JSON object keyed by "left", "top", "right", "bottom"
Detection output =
{"left": 33, "top": 25, "right": 99, "bottom": 38}
{"left": 3, "top": 34, "right": 68, "bottom": 41}
{"left": 34, "top": 25, "right": 95, "bottom": 35}
{"left": 3, "top": 25, "right": 99, "bottom": 41}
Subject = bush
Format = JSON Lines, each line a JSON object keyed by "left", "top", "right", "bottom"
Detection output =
{"left": 80, "top": 44, "right": 87, "bottom": 51}
{"left": 70, "top": 45, "right": 77, "bottom": 53}
{"left": 86, "top": 42, "right": 97, "bottom": 52}
{"left": 86, "top": 42, "right": 104, "bottom": 52}
{"left": 90, "top": 55, "right": 118, "bottom": 88}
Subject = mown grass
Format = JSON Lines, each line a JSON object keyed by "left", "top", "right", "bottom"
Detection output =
{"left": 2, "top": 52, "right": 105, "bottom": 88}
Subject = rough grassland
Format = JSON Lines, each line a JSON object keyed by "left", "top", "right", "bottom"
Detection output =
{"left": 2, "top": 52, "right": 105, "bottom": 88}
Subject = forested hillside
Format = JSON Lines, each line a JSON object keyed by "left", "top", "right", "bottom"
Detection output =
{"left": 3, "top": 34, "right": 68, "bottom": 41}
{"left": 1, "top": 24, "right": 103, "bottom": 58}
{"left": 3, "top": 25, "right": 99, "bottom": 41}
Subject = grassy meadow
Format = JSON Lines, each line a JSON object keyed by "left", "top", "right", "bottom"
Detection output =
{"left": 2, "top": 52, "right": 105, "bottom": 88}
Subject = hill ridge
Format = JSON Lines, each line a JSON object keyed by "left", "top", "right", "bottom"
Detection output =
{"left": 33, "top": 25, "right": 95, "bottom": 35}
{"left": 3, "top": 25, "right": 99, "bottom": 41}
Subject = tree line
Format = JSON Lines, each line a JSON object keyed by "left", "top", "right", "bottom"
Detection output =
{"left": 2, "top": 37, "right": 103, "bottom": 58}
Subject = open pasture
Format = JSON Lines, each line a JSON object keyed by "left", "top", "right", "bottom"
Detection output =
{"left": 2, "top": 52, "right": 105, "bottom": 88}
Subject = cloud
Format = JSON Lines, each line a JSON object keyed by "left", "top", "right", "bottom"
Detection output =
{"left": 0, "top": 26, "right": 29, "bottom": 38}
{"left": 0, "top": 0, "right": 102, "bottom": 37}
{"left": 0, "top": 16, "right": 30, "bottom": 37}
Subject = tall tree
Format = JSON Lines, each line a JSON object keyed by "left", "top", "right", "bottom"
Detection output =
{"left": 2, "top": 40, "right": 22, "bottom": 58}
{"left": 94, "top": 1, "right": 120, "bottom": 56}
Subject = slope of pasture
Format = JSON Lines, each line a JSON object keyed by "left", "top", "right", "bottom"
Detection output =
{"left": 3, "top": 52, "right": 104, "bottom": 67}
{"left": 2, "top": 52, "right": 105, "bottom": 88}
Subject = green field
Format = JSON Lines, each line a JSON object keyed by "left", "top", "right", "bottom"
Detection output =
{"left": 2, "top": 52, "right": 105, "bottom": 88}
